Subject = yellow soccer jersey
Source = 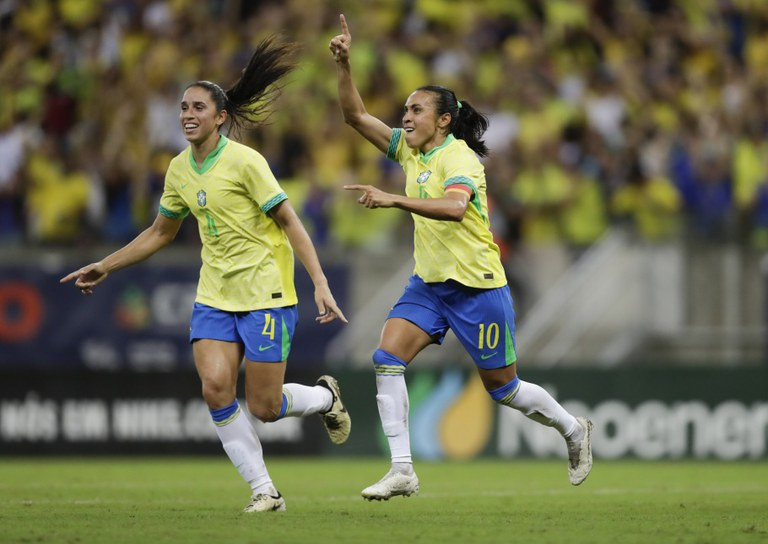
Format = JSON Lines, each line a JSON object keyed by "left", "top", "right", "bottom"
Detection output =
{"left": 159, "top": 135, "right": 297, "bottom": 311}
{"left": 387, "top": 129, "right": 506, "bottom": 288}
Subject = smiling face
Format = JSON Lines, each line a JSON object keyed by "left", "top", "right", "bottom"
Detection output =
{"left": 402, "top": 90, "right": 452, "bottom": 153}
{"left": 179, "top": 86, "right": 227, "bottom": 148}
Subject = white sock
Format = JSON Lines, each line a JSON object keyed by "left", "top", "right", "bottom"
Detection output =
{"left": 212, "top": 405, "right": 274, "bottom": 494}
{"left": 503, "top": 380, "right": 580, "bottom": 438}
{"left": 376, "top": 373, "right": 412, "bottom": 464}
{"left": 281, "top": 383, "right": 332, "bottom": 417}
{"left": 392, "top": 462, "right": 414, "bottom": 476}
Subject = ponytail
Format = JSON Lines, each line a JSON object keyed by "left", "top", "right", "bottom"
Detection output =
{"left": 416, "top": 85, "right": 490, "bottom": 157}
{"left": 187, "top": 36, "right": 298, "bottom": 136}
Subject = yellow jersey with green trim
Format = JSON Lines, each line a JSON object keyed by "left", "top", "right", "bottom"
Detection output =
{"left": 159, "top": 135, "right": 297, "bottom": 311}
{"left": 387, "top": 129, "right": 506, "bottom": 288}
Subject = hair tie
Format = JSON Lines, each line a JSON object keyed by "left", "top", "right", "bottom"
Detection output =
{"left": 456, "top": 100, "right": 462, "bottom": 110}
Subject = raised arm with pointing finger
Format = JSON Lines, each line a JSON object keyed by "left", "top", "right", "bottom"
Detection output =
{"left": 330, "top": 13, "right": 594, "bottom": 502}
{"left": 330, "top": 14, "right": 470, "bottom": 221}
{"left": 330, "top": 14, "right": 392, "bottom": 153}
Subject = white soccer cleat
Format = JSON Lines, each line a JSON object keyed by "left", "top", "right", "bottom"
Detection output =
{"left": 317, "top": 375, "right": 351, "bottom": 445}
{"left": 243, "top": 492, "right": 286, "bottom": 513}
{"left": 567, "top": 416, "right": 594, "bottom": 486}
{"left": 361, "top": 469, "right": 420, "bottom": 501}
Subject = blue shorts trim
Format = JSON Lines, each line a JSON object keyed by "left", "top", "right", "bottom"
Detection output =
{"left": 388, "top": 275, "right": 517, "bottom": 369}
{"left": 190, "top": 302, "right": 298, "bottom": 362}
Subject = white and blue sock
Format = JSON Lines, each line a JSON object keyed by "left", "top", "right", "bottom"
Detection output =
{"left": 372, "top": 349, "right": 413, "bottom": 473}
{"left": 490, "top": 376, "right": 581, "bottom": 439}
{"left": 276, "top": 383, "right": 332, "bottom": 419}
{"left": 210, "top": 399, "right": 276, "bottom": 495}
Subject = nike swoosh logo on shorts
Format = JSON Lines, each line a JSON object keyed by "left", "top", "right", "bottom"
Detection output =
{"left": 480, "top": 352, "right": 497, "bottom": 360}
{"left": 258, "top": 344, "right": 273, "bottom": 351}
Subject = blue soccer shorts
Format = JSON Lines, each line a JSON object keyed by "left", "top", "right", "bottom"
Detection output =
{"left": 388, "top": 275, "right": 518, "bottom": 369}
{"left": 189, "top": 302, "right": 298, "bottom": 362}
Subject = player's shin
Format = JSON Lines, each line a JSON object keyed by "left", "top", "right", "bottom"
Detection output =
{"left": 372, "top": 349, "right": 412, "bottom": 467}
{"left": 490, "top": 377, "right": 580, "bottom": 438}
{"left": 210, "top": 400, "right": 275, "bottom": 495}
{"left": 278, "top": 384, "right": 332, "bottom": 417}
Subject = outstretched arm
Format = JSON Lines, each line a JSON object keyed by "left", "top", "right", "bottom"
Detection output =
{"left": 269, "top": 200, "right": 348, "bottom": 324}
{"left": 60, "top": 213, "right": 182, "bottom": 295}
{"left": 330, "top": 14, "right": 392, "bottom": 154}
{"left": 344, "top": 184, "right": 470, "bottom": 222}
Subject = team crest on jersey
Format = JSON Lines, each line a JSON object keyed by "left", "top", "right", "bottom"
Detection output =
{"left": 416, "top": 170, "right": 432, "bottom": 184}
{"left": 197, "top": 190, "right": 207, "bottom": 207}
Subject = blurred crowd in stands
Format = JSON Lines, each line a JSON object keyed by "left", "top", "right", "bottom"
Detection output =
{"left": 2, "top": 0, "right": 768, "bottom": 261}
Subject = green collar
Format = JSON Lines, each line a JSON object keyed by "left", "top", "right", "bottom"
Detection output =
{"left": 420, "top": 133, "right": 455, "bottom": 163}
{"left": 189, "top": 134, "right": 229, "bottom": 174}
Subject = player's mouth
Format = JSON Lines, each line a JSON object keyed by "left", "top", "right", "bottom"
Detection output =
{"left": 183, "top": 122, "right": 199, "bottom": 134}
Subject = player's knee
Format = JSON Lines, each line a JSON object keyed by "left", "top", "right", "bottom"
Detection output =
{"left": 488, "top": 375, "right": 520, "bottom": 405}
{"left": 372, "top": 348, "right": 407, "bottom": 376}
{"left": 200, "top": 379, "right": 236, "bottom": 409}
{"left": 246, "top": 396, "right": 281, "bottom": 423}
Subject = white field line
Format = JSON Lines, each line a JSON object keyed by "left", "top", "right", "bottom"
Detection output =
{"left": 311, "top": 484, "right": 768, "bottom": 502}
{"left": 4, "top": 483, "right": 766, "bottom": 506}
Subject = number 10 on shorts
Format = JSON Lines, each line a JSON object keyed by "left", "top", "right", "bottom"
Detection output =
{"left": 478, "top": 322, "right": 499, "bottom": 349}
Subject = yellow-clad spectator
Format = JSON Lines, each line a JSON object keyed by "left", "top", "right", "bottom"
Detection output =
{"left": 516, "top": 85, "right": 577, "bottom": 156}
{"left": 611, "top": 160, "right": 681, "bottom": 241}
{"left": 57, "top": 0, "right": 102, "bottom": 29}
{"left": 732, "top": 120, "right": 768, "bottom": 211}
{"left": 543, "top": 0, "right": 589, "bottom": 40}
{"left": 559, "top": 161, "right": 609, "bottom": 251}
{"left": 12, "top": 0, "right": 54, "bottom": 49}
{"left": 25, "top": 137, "right": 90, "bottom": 244}
{"left": 510, "top": 144, "right": 571, "bottom": 245}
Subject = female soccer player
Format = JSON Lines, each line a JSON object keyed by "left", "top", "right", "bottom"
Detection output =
{"left": 61, "top": 37, "right": 350, "bottom": 513}
{"left": 329, "top": 14, "right": 592, "bottom": 500}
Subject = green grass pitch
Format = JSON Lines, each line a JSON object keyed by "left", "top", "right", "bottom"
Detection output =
{"left": 0, "top": 457, "right": 765, "bottom": 544}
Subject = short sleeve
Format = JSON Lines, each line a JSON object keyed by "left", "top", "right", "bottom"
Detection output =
{"left": 159, "top": 160, "right": 190, "bottom": 219}
{"left": 441, "top": 149, "right": 481, "bottom": 198}
{"left": 243, "top": 151, "right": 287, "bottom": 213}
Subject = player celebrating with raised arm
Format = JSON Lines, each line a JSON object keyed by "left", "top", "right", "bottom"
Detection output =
{"left": 62, "top": 37, "right": 350, "bottom": 513}
{"left": 329, "top": 14, "right": 592, "bottom": 500}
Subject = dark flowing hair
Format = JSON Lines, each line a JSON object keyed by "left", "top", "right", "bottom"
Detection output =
{"left": 187, "top": 36, "right": 298, "bottom": 137}
{"left": 416, "top": 85, "right": 490, "bottom": 157}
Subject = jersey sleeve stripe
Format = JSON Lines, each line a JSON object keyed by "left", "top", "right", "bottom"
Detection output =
{"left": 443, "top": 176, "right": 486, "bottom": 222}
{"left": 443, "top": 175, "right": 476, "bottom": 192}
{"left": 260, "top": 192, "right": 288, "bottom": 214}
{"left": 387, "top": 128, "right": 403, "bottom": 161}
{"left": 159, "top": 205, "right": 189, "bottom": 219}
{"left": 445, "top": 184, "right": 473, "bottom": 197}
